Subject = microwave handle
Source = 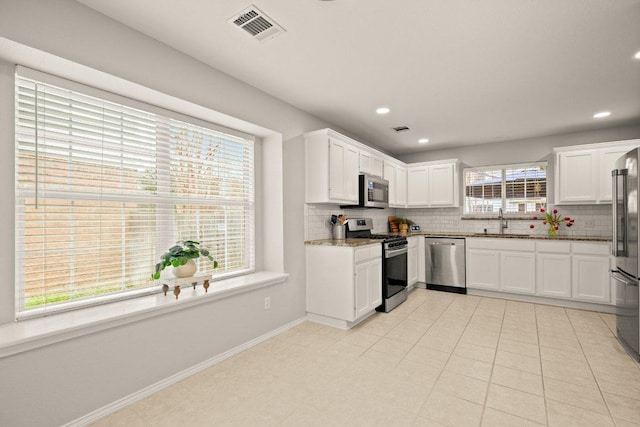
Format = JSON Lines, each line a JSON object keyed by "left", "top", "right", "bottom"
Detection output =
{"left": 612, "top": 169, "right": 628, "bottom": 257}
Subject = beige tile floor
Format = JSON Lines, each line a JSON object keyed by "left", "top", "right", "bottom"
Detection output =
{"left": 92, "top": 289, "right": 640, "bottom": 427}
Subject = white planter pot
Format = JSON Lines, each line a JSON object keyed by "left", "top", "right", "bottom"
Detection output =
{"left": 172, "top": 259, "right": 197, "bottom": 278}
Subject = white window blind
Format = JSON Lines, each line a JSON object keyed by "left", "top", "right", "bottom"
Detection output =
{"left": 464, "top": 163, "right": 546, "bottom": 215}
{"left": 15, "top": 72, "right": 255, "bottom": 318}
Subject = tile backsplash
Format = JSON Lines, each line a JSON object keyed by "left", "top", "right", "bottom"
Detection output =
{"left": 304, "top": 204, "right": 397, "bottom": 240}
{"left": 304, "top": 204, "right": 612, "bottom": 240}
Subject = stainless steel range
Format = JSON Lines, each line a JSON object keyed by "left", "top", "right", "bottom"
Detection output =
{"left": 346, "top": 218, "right": 408, "bottom": 312}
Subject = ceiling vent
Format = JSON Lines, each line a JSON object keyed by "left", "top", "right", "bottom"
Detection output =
{"left": 229, "top": 5, "right": 285, "bottom": 42}
{"left": 392, "top": 126, "right": 411, "bottom": 132}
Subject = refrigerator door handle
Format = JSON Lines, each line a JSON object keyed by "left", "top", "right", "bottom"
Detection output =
{"left": 612, "top": 169, "right": 628, "bottom": 257}
{"left": 609, "top": 269, "right": 639, "bottom": 287}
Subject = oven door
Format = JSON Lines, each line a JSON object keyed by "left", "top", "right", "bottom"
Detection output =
{"left": 384, "top": 246, "right": 408, "bottom": 298}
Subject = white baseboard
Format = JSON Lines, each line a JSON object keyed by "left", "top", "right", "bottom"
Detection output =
{"left": 63, "top": 316, "right": 308, "bottom": 427}
{"left": 467, "top": 289, "right": 617, "bottom": 314}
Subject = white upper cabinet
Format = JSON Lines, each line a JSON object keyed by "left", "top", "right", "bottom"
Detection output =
{"left": 359, "top": 150, "right": 384, "bottom": 178}
{"left": 407, "top": 160, "right": 459, "bottom": 208}
{"left": 554, "top": 139, "right": 640, "bottom": 205}
{"left": 407, "top": 166, "right": 429, "bottom": 206}
{"left": 305, "top": 129, "right": 360, "bottom": 204}
{"left": 556, "top": 149, "right": 598, "bottom": 203}
{"left": 384, "top": 160, "right": 408, "bottom": 208}
{"left": 396, "top": 165, "right": 407, "bottom": 207}
{"left": 304, "top": 129, "right": 459, "bottom": 209}
{"left": 429, "top": 163, "right": 456, "bottom": 206}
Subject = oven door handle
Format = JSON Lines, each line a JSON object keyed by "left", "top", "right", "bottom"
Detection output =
{"left": 385, "top": 247, "right": 408, "bottom": 258}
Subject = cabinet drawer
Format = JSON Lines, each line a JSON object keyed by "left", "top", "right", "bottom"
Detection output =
{"left": 467, "top": 238, "right": 535, "bottom": 252}
{"left": 573, "top": 242, "right": 610, "bottom": 255}
{"left": 355, "top": 244, "right": 382, "bottom": 263}
{"left": 536, "top": 241, "right": 571, "bottom": 253}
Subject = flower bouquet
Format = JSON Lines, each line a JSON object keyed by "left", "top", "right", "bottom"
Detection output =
{"left": 530, "top": 208, "right": 575, "bottom": 236}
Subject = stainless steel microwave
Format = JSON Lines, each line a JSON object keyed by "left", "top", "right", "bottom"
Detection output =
{"left": 357, "top": 174, "right": 389, "bottom": 208}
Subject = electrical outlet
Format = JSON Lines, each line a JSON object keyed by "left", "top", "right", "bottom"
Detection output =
{"left": 264, "top": 296, "right": 271, "bottom": 310}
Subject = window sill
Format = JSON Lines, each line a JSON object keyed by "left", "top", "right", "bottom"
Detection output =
{"left": 461, "top": 216, "right": 536, "bottom": 220}
{"left": 0, "top": 271, "right": 288, "bottom": 358}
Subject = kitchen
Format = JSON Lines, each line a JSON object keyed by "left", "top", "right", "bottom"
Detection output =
{"left": 0, "top": 1, "right": 639, "bottom": 426}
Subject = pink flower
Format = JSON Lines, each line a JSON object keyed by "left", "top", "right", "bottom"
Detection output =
{"left": 543, "top": 220, "right": 547, "bottom": 225}
{"left": 555, "top": 225, "right": 559, "bottom": 230}
{"left": 530, "top": 224, "right": 535, "bottom": 229}
{"left": 553, "top": 209, "right": 558, "bottom": 214}
{"left": 540, "top": 208, "right": 546, "bottom": 213}
{"left": 533, "top": 216, "right": 538, "bottom": 220}
{"left": 564, "top": 217, "right": 570, "bottom": 221}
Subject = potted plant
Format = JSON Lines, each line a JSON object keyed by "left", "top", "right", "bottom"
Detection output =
{"left": 153, "top": 240, "right": 218, "bottom": 279}
{"left": 396, "top": 218, "right": 414, "bottom": 233}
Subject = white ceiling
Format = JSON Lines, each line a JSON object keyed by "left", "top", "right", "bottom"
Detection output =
{"left": 77, "top": 0, "right": 640, "bottom": 155}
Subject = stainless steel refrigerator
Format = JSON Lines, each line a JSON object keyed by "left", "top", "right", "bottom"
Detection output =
{"left": 611, "top": 148, "right": 640, "bottom": 361}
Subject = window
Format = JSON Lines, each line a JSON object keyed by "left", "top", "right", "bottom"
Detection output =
{"left": 15, "top": 71, "right": 255, "bottom": 317}
{"left": 464, "top": 163, "right": 546, "bottom": 215}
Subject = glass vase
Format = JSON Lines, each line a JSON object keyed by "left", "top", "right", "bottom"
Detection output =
{"left": 548, "top": 224, "right": 557, "bottom": 236}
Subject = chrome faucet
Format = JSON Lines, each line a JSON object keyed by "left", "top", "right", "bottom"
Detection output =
{"left": 498, "top": 208, "right": 508, "bottom": 234}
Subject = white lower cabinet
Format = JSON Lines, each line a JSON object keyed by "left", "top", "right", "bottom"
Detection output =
{"left": 467, "top": 238, "right": 535, "bottom": 295}
{"left": 407, "top": 237, "right": 419, "bottom": 285}
{"left": 572, "top": 242, "right": 611, "bottom": 304}
{"left": 468, "top": 238, "right": 612, "bottom": 306}
{"left": 306, "top": 243, "right": 382, "bottom": 327}
{"left": 501, "top": 251, "right": 536, "bottom": 294}
{"left": 536, "top": 241, "right": 572, "bottom": 299}
{"left": 467, "top": 249, "right": 500, "bottom": 290}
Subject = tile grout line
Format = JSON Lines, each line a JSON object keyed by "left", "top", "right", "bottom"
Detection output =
{"left": 479, "top": 298, "right": 508, "bottom": 426}
{"left": 535, "top": 304, "right": 550, "bottom": 426}
{"left": 564, "top": 308, "right": 618, "bottom": 426}
{"left": 406, "top": 293, "right": 483, "bottom": 423}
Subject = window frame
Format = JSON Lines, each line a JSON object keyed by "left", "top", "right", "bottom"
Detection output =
{"left": 14, "top": 66, "right": 257, "bottom": 319}
{"left": 463, "top": 161, "right": 548, "bottom": 217}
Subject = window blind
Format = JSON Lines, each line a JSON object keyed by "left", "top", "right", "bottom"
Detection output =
{"left": 15, "top": 73, "right": 255, "bottom": 318}
{"left": 464, "top": 163, "right": 546, "bottom": 215}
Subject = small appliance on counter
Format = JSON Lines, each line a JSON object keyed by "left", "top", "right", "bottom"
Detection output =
{"left": 346, "top": 218, "right": 408, "bottom": 312}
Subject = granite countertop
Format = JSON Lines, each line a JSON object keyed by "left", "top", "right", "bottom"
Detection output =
{"left": 304, "top": 238, "right": 385, "bottom": 247}
{"left": 304, "top": 233, "right": 610, "bottom": 246}
{"left": 384, "top": 231, "right": 610, "bottom": 242}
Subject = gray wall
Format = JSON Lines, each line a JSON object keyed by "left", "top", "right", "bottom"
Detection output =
{"left": 397, "top": 124, "right": 640, "bottom": 167}
{"left": 0, "top": 0, "right": 334, "bottom": 425}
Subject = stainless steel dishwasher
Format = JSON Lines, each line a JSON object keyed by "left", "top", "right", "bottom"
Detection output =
{"left": 424, "top": 237, "right": 466, "bottom": 294}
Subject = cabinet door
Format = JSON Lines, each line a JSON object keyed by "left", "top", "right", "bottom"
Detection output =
{"left": 384, "top": 161, "right": 397, "bottom": 206}
{"left": 500, "top": 251, "right": 536, "bottom": 294}
{"left": 369, "top": 257, "right": 382, "bottom": 309}
{"left": 467, "top": 249, "right": 500, "bottom": 290}
{"left": 557, "top": 150, "right": 597, "bottom": 203}
{"left": 354, "top": 261, "right": 371, "bottom": 320}
{"left": 572, "top": 255, "right": 611, "bottom": 303}
{"left": 599, "top": 147, "right": 635, "bottom": 202}
{"left": 428, "top": 163, "right": 455, "bottom": 206}
{"left": 407, "top": 238, "right": 418, "bottom": 285}
{"left": 397, "top": 166, "right": 407, "bottom": 207}
{"left": 344, "top": 145, "right": 359, "bottom": 202}
{"left": 359, "top": 150, "right": 372, "bottom": 175}
{"left": 372, "top": 155, "right": 384, "bottom": 178}
{"left": 536, "top": 253, "right": 572, "bottom": 299}
{"left": 407, "top": 167, "right": 429, "bottom": 206}
{"left": 329, "top": 139, "right": 359, "bottom": 203}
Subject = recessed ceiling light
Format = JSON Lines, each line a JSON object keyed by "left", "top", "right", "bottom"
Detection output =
{"left": 376, "top": 107, "right": 390, "bottom": 115}
{"left": 593, "top": 111, "right": 611, "bottom": 119}
{"left": 634, "top": 50, "right": 640, "bottom": 60}
{"left": 418, "top": 138, "right": 429, "bottom": 144}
